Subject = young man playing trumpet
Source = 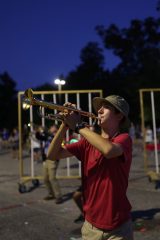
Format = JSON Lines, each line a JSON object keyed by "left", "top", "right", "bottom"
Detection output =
{"left": 47, "top": 95, "right": 133, "bottom": 240}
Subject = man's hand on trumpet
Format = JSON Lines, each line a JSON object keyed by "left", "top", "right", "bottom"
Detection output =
{"left": 61, "top": 102, "right": 82, "bottom": 131}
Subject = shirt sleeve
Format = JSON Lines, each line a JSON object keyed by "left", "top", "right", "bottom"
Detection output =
{"left": 113, "top": 133, "right": 132, "bottom": 162}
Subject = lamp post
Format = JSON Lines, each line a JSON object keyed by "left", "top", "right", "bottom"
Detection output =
{"left": 54, "top": 78, "right": 66, "bottom": 103}
{"left": 54, "top": 78, "right": 66, "bottom": 91}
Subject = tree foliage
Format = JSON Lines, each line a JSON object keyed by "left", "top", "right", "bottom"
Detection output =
{"left": 95, "top": 17, "right": 160, "bottom": 122}
{"left": 65, "top": 42, "right": 108, "bottom": 90}
{"left": 0, "top": 72, "right": 18, "bottom": 129}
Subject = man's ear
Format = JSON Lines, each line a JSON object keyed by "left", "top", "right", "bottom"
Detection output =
{"left": 117, "top": 112, "right": 124, "bottom": 122}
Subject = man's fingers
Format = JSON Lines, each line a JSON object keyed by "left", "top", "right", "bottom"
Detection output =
{"left": 63, "top": 102, "right": 76, "bottom": 109}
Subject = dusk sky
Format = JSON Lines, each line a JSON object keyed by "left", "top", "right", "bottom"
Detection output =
{"left": 0, "top": 0, "right": 159, "bottom": 91}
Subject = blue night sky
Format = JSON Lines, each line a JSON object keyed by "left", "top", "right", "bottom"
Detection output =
{"left": 0, "top": 0, "right": 159, "bottom": 90}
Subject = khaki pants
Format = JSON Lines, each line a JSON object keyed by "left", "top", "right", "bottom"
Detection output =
{"left": 81, "top": 220, "right": 134, "bottom": 240}
{"left": 43, "top": 160, "right": 61, "bottom": 199}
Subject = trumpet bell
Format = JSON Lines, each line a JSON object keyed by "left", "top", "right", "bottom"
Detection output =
{"left": 23, "top": 88, "right": 98, "bottom": 121}
{"left": 24, "top": 88, "right": 34, "bottom": 101}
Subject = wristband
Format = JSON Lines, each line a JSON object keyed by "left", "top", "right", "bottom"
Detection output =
{"left": 75, "top": 122, "right": 86, "bottom": 133}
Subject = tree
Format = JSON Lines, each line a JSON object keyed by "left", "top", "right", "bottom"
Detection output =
{"left": 0, "top": 72, "right": 18, "bottom": 129}
{"left": 96, "top": 17, "right": 160, "bottom": 123}
{"left": 157, "top": 0, "right": 160, "bottom": 11}
{"left": 65, "top": 42, "right": 108, "bottom": 91}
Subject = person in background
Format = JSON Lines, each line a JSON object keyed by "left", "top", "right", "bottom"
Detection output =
{"left": 31, "top": 126, "right": 42, "bottom": 163}
{"left": 35, "top": 125, "right": 48, "bottom": 162}
{"left": 129, "top": 122, "right": 136, "bottom": 142}
{"left": 22, "top": 124, "right": 30, "bottom": 149}
{"left": 145, "top": 125, "right": 153, "bottom": 144}
{"left": 47, "top": 94, "right": 133, "bottom": 240}
{"left": 43, "top": 124, "right": 63, "bottom": 204}
{"left": 2, "top": 128, "right": 9, "bottom": 149}
{"left": 9, "top": 128, "right": 19, "bottom": 159}
{"left": 73, "top": 186, "right": 84, "bottom": 223}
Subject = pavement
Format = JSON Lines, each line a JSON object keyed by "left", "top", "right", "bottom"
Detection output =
{"left": 0, "top": 142, "right": 160, "bottom": 240}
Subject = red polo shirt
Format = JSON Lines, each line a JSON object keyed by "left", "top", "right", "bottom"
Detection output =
{"left": 66, "top": 133, "right": 132, "bottom": 230}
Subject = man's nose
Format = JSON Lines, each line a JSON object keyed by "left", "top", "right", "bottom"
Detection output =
{"left": 98, "top": 106, "right": 104, "bottom": 113}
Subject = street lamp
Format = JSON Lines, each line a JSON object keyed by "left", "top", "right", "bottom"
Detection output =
{"left": 54, "top": 78, "right": 66, "bottom": 91}
{"left": 54, "top": 78, "right": 66, "bottom": 103}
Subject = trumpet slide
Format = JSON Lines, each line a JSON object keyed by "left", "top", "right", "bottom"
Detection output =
{"left": 23, "top": 88, "right": 98, "bottom": 121}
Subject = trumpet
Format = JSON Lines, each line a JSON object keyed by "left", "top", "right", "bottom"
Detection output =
{"left": 23, "top": 88, "right": 98, "bottom": 122}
